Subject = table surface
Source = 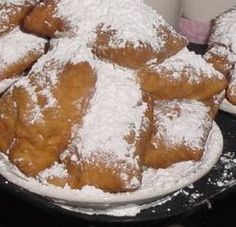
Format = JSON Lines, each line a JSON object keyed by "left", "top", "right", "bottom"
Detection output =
{"left": 0, "top": 44, "right": 236, "bottom": 227}
{"left": 0, "top": 172, "right": 235, "bottom": 227}
{"left": 2, "top": 189, "right": 236, "bottom": 227}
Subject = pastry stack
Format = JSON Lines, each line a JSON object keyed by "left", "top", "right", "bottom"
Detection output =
{"left": 0, "top": 0, "right": 227, "bottom": 193}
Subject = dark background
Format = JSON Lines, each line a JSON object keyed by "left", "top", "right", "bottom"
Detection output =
{"left": 0, "top": 186, "right": 235, "bottom": 227}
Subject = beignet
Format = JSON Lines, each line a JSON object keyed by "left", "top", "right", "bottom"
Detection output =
{"left": 24, "top": 0, "right": 187, "bottom": 69}
{"left": 204, "top": 44, "right": 235, "bottom": 77}
{"left": 0, "top": 0, "right": 223, "bottom": 193}
{"left": 0, "top": 39, "right": 97, "bottom": 176}
{"left": 138, "top": 48, "right": 227, "bottom": 100}
{"left": 38, "top": 61, "right": 151, "bottom": 192}
{"left": 206, "top": 6, "right": 236, "bottom": 106}
{"left": 143, "top": 100, "right": 213, "bottom": 169}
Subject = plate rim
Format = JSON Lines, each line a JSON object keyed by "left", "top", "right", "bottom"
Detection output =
{"left": 220, "top": 99, "right": 236, "bottom": 115}
{"left": 0, "top": 122, "right": 223, "bottom": 206}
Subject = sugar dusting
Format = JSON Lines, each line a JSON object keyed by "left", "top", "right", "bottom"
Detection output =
{"left": 153, "top": 100, "right": 212, "bottom": 150}
{"left": 37, "top": 162, "right": 68, "bottom": 182}
{"left": 0, "top": 123, "right": 226, "bottom": 217}
{"left": 209, "top": 6, "right": 236, "bottom": 53}
{"left": 0, "top": 1, "right": 37, "bottom": 33}
{"left": 228, "top": 65, "right": 236, "bottom": 96}
{"left": 0, "top": 0, "right": 233, "bottom": 219}
{"left": 149, "top": 48, "right": 224, "bottom": 83}
{"left": 71, "top": 61, "right": 147, "bottom": 178}
{"left": 204, "top": 45, "right": 236, "bottom": 64}
{"left": 0, "top": 76, "right": 21, "bottom": 93}
{"left": 0, "top": 26, "right": 46, "bottom": 70}
{"left": 10, "top": 37, "right": 94, "bottom": 124}
{"left": 55, "top": 0, "right": 182, "bottom": 50}
{"left": 0, "top": 0, "right": 35, "bottom": 4}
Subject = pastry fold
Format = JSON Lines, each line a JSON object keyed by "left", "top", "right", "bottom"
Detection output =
{"left": 206, "top": 6, "right": 236, "bottom": 105}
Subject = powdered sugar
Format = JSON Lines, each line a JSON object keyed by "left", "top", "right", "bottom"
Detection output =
{"left": 0, "top": 26, "right": 46, "bottom": 70}
{"left": 55, "top": 0, "right": 179, "bottom": 50}
{"left": 0, "top": 122, "right": 224, "bottom": 217}
{"left": 215, "top": 151, "right": 236, "bottom": 187}
{"left": 0, "top": 0, "right": 35, "bottom": 4}
{"left": 220, "top": 98, "right": 236, "bottom": 114}
{"left": 205, "top": 45, "right": 236, "bottom": 64}
{"left": 149, "top": 48, "right": 224, "bottom": 83}
{"left": 228, "top": 65, "right": 236, "bottom": 96}
{"left": 0, "top": 76, "right": 20, "bottom": 93}
{"left": 0, "top": 0, "right": 37, "bottom": 33}
{"left": 11, "top": 37, "right": 94, "bottom": 124}
{"left": 37, "top": 162, "right": 68, "bottom": 183}
{"left": 70, "top": 61, "right": 148, "bottom": 189}
{"left": 209, "top": 6, "right": 236, "bottom": 53}
{"left": 153, "top": 100, "right": 212, "bottom": 150}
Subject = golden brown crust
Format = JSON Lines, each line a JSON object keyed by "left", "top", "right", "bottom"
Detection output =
{"left": 144, "top": 142, "right": 203, "bottom": 169}
{"left": 0, "top": 3, "right": 33, "bottom": 35}
{"left": 41, "top": 148, "right": 142, "bottom": 192}
{"left": 204, "top": 92, "right": 225, "bottom": 118}
{"left": 67, "top": 158, "right": 142, "bottom": 193}
{"left": 138, "top": 69, "right": 227, "bottom": 101}
{"left": 40, "top": 92, "right": 153, "bottom": 192}
{"left": 226, "top": 66, "right": 236, "bottom": 105}
{"left": 0, "top": 48, "right": 46, "bottom": 81}
{"left": 226, "top": 90, "right": 236, "bottom": 105}
{"left": 0, "top": 62, "right": 96, "bottom": 176}
{"left": 204, "top": 44, "right": 233, "bottom": 77}
{"left": 24, "top": 0, "right": 65, "bottom": 37}
{"left": 143, "top": 100, "right": 212, "bottom": 169}
{"left": 138, "top": 49, "right": 227, "bottom": 101}
{"left": 92, "top": 25, "right": 187, "bottom": 70}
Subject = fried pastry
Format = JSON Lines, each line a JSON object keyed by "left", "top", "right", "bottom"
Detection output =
{"left": 204, "top": 92, "right": 225, "bottom": 118}
{"left": 206, "top": 6, "right": 236, "bottom": 106}
{"left": 143, "top": 100, "right": 213, "bottom": 169}
{"left": 0, "top": 0, "right": 222, "bottom": 193}
{"left": 24, "top": 0, "right": 65, "bottom": 37}
{"left": 138, "top": 48, "right": 227, "bottom": 100}
{"left": 38, "top": 60, "right": 151, "bottom": 192}
{"left": 0, "top": 26, "right": 47, "bottom": 85}
{"left": 208, "top": 6, "right": 236, "bottom": 53}
{"left": 226, "top": 64, "right": 236, "bottom": 105}
{"left": 24, "top": 0, "right": 187, "bottom": 69}
{"left": 204, "top": 44, "right": 235, "bottom": 77}
{"left": 93, "top": 21, "right": 187, "bottom": 70}
{"left": 0, "top": 39, "right": 97, "bottom": 176}
{"left": 0, "top": 0, "right": 36, "bottom": 35}
{"left": 37, "top": 161, "right": 70, "bottom": 188}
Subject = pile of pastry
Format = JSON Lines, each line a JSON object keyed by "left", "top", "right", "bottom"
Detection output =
{"left": 205, "top": 6, "right": 236, "bottom": 106}
{"left": 0, "top": 0, "right": 230, "bottom": 193}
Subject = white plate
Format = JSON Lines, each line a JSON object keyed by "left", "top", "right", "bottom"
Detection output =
{"left": 0, "top": 123, "right": 223, "bottom": 211}
{"left": 220, "top": 99, "right": 236, "bottom": 115}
